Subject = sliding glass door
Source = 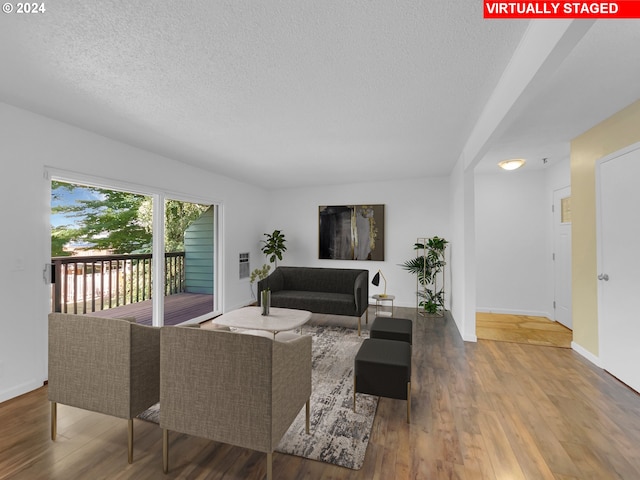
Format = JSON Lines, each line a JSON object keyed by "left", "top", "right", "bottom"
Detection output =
{"left": 162, "top": 198, "right": 216, "bottom": 325}
{"left": 49, "top": 174, "right": 219, "bottom": 326}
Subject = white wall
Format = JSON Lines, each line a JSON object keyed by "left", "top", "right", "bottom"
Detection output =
{"left": 474, "top": 159, "right": 570, "bottom": 319}
{"left": 0, "top": 102, "right": 267, "bottom": 403}
{"left": 546, "top": 157, "right": 571, "bottom": 191}
{"left": 475, "top": 169, "right": 548, "bottom": 316}
{"left": 265, "top": 177, "right": 451, "bottom": 309}
{"left": 449, "top": 158, "right": 477, "bottom": 341}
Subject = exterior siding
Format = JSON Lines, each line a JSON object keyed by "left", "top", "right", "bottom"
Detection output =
{"left": 184, "top": 206, "right": 214, "bottom": 294}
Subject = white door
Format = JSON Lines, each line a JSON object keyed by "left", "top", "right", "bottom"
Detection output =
{"left": 553, "top": 186, "right": 572, "bottom": 329}
{"left": 597, "top": 143, "right": 640, "bottom": 393}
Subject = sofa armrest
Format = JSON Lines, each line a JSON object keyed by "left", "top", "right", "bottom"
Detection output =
{"left": 160, "top": 328, "right": 275, "bottom": 453}
{"left": 272, "top": 334, "right": 312, "bottom": 446}
{"left": 258, "top": 268, "right": 284, "bottom": 304}
{"left": 354, "top": 271, "right": 369, "bottom": 316}
{"left": 48, "top": 313, "right": 133, "bottom": 418}
{"left": 130, "top": 324, "right": 160, "bottom": 416}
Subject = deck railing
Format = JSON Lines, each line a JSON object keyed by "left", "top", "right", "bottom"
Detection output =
{"left": 51, "top": 252, "right": 185, "bottom": 314}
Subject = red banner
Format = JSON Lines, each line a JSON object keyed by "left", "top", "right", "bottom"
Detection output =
{"left": 484, "top": 1, "right": 640, "bottom": 18}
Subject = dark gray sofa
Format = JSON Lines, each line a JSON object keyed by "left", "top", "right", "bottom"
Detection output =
{"left": 257, "top": 266, "right": 369, "bottom": 334}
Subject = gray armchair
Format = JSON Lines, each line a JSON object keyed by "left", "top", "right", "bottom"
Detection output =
{"left": 48, "top": 313, "right": 160, "bottom": 463}
{"left": 160, "top": 326, "right": 312, "bottom": 479}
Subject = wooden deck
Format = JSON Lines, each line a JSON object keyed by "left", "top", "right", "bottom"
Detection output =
{"left": 85, "top": 293, "right": 215, "bottom": 326}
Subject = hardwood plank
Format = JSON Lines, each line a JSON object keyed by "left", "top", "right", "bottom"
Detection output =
{"left": 476, "top": 312, "right": 572, "bottom": 348}
{"left": 2, "top": 306, "right": 640, "bottom": 479}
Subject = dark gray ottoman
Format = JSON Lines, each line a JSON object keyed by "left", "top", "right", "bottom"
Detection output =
{"left": 354, "top": 338, "right": 412, "bottom": 423}
{"left": 370, "top": 316, "right": 413, "bottom": 344}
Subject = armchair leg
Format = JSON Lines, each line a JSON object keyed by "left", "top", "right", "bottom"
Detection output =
{"left": 128, "top": 419, "right": 134, "bottom": 464}
{"left": 305, "top": 399, "right": 310, "bottom": 434}
{"left": 358, "top": 317, "right": 361, "bottom": 336}
{"left": 51, "top": 402, "right": 57, "bottom": 441}
{"left": 266, "top": 452, "right": 273, "bottom": 480}
{"left": 163, "top": 429, "right": 169, "bottom": 473}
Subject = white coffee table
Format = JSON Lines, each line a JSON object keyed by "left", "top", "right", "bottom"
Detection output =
{"left": 213, "top": 306, "right": 312, "bottom": 338}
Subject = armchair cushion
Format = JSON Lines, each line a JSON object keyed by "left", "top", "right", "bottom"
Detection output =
{"left": 160, "top": 326, "right": 311, "bottom": 453}
{"left": 48, "top": 313, "right": 160, "bottom": 419}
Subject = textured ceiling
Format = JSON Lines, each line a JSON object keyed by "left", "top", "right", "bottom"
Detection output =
{"left": 477, "top": 19, "right": 640, "bottom": 173}
{"left": 0, "top": 2, "right": 638, "bottom": 187}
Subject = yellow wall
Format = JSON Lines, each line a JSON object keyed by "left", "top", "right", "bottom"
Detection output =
{"left": 570, "top": 99, "right": 640, "bottom": 355}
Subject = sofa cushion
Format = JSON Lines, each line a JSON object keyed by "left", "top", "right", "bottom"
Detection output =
{"left": 271, "top": 290, "right": 356, "bottom": 316}
{"left": 279, "top": 267, "right": 365, "bottom": 295}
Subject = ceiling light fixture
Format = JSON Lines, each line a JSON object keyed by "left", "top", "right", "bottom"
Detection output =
{"left": 498, "top": 158, "right": 526, "bottom": 171}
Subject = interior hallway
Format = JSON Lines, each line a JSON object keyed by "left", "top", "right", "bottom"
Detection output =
{"left": 476, "top": 312, "right": 572, "bottom": 348}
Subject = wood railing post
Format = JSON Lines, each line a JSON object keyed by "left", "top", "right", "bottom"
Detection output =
{"left": 50, "top": 252, "right": 184, "bottom": 314}
{"left": 53, "top": 260, "right": 62, "bottom": 313}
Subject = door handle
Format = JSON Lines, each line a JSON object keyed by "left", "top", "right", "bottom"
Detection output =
{"left": 598, "top": 273, "right": 610, "bottom": 281}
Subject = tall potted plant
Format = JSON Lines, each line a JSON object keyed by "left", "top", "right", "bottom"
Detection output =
{"left": 401, "top": 236, "right": 448, "bottom": 315}
{"left": 261, "top": 229, "right": 287, "bottom": 267}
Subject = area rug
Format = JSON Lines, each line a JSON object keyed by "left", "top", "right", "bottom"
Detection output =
{"left": 137, "top": 325, "right": 378, "bottom": 470}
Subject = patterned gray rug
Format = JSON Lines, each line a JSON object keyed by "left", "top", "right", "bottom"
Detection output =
{"left": 275, "top": 325, "right": 378, "bottom": 469}
{"left": 137, "top": 324, "right": 378, "bottom": 470}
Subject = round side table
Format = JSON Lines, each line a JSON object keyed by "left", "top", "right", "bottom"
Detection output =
{"left": 372, "top": 294, "right": 395, "bottom": 317}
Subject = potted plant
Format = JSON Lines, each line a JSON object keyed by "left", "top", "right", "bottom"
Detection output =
{"left": 249, "top": 263, "right": 271, "bottom": 299}
{"left": 261, "top": 229, "right": 287, "bottom": 267}
{"left": 401, "top": 236, "right": 448, "bottom": 316}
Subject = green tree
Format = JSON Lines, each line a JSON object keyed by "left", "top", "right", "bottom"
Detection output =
{"left": 51, "top": 182, "right": 209, "bottom": 255}
{"left": 51, "top": 182, "right": 150, "bottom": 254}
{"left": 138, "top": 199, "right": 209, "bottom": 252}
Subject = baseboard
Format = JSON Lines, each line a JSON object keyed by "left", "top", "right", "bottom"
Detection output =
{"left": 463, "top": 333, "right": 478, "bottom": 342}
{"left": 476, "top": 307, "right": 551, "bottom": 319}
{"left": 442, "top": 310, "right": 477, "bottom": 343}
{"left": 0, "top": 379, "right": 43, "bottom": 404}
{"left": 571, "top": 341, "right": 602, "bottom": 368}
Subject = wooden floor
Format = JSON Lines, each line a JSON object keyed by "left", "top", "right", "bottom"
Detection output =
{"left": 2, "top": 307, "right": 640, "bottom": 479}
{"left": 85, "top": 293, "right": 214, "bottom": 326}
{"left": 476, "top": 312, "right": 573, "bottom": 348}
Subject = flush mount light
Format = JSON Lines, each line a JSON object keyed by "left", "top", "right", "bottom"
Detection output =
{"left": 498, "top": 158, "right": 526, "bottom": 171}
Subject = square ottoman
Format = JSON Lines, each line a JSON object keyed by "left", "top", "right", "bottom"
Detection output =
{"left": 354, "top": 338, "right": 412, "bottom": 423}
{"left": 370, "top": 316, "right": 413, "bottom": 344}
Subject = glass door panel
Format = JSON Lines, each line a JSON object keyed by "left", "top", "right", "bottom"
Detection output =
{"left": 50, "top": 180, "right": 155, "bottom": 325}
{"left": 163, "top": 198, "right": 215, "bottom": 325}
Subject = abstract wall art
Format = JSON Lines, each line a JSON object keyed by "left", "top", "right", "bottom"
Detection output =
{"left": 318, "top": 204, "right": 384, "bottom": 261}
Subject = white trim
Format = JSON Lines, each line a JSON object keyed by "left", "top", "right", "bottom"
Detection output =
{"left": 0, "top": 380, "right": 43, "bottom": 404}
{"left": 571, "top": 341, "right": 602, "bottom": 368}
{"left": 45, "top": 166, "right": 224, "bottom": 324}
{"left": 447, "top": 311, "right": 478, "bottom": 343}
{"left": 151, "top": 194, "right": 165, "bottom": 327}
{"left": 214, "top": 203, "right": 224, "bottom": 316}
{"left": 45, "top": 166, "right": 224, "bottom": 206}
{"left": 552, "top": 185, "right": 572, "bottom": 327}
{"left": 595, "top": 141, "right": 640, "bottom": 373}
{"left": 476, "top": 307, "right": 551, "bottom": 319}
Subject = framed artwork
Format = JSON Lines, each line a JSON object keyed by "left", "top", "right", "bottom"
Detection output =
{"left": 318, "top": 205, "right": 384, "bottom": 260}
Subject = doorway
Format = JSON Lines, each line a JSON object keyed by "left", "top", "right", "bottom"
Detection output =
{"left": 553, "top": 186, "right": 572, "bottom": 329}
{"left": 597, "top": 143, "right": 640, "bottom": 393}
{"left": 49, "top": 175, "right": 219, "bottom": 326}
